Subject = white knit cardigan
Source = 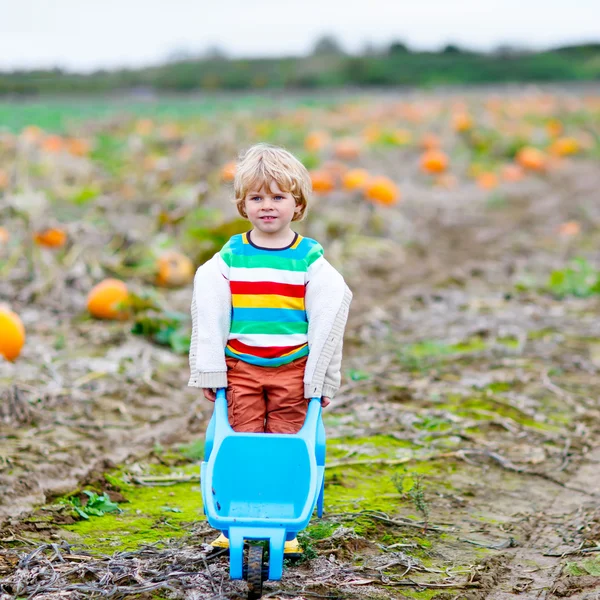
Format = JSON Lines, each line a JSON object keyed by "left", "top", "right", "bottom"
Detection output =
{"left": 188, "top": 252, "right": 352, "bottom": 399}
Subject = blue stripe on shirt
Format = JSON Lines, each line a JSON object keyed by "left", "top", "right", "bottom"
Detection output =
{"left": 231, "top": 307, "right": 308, "bottom": 323}
{"left": 225, "top": 345, "right": 309, "bottom": 367}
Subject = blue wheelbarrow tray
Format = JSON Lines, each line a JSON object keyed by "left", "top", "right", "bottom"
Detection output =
{"left": 201, "top": 389, "right": 326, "bottom": 581}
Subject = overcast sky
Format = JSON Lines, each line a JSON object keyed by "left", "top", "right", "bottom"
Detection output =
{"left": 1, "top": 0, "right": 599, "bottom": 72}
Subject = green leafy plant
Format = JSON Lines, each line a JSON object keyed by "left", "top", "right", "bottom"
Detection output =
{"left": 296, "top": 530, "right": 319, "bottom": 563}
{"left": 296, "top": 522, "right": 338, "bottom": 564}
{"left": 131, "top": 310, "right": 191, "bottom": 354}
{"left": 178, "top": 439, "right": 204, "bottom": 461}
{"left": 392, "top": 471, "right": 430, "bottom": 530}
{"left": 547, "top": 258, "right": 600, "bottom": 298}
{"left": 186, "top": 217, "right": 249, "bottom": 264}
{"left": 347, "top": 369, "right": 371, "bottom": 381}
{"left": 69, "top": 491, "right": 122, "bottom": 520}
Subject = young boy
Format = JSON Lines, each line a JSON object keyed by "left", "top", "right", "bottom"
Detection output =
{"left": 188, "top": 143, "right": 352, "bottom": 551}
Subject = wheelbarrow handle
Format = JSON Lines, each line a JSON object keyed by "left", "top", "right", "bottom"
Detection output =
{"left": 215, "top": 388, "right": 322, "bottom": 402}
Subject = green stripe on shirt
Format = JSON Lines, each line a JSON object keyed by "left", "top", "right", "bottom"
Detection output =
{"left": 229, "top": 320, "right": 309, "bottom": 335}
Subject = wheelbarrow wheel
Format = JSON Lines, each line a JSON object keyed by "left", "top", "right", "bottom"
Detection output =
{"left": 246, "top": 544, "right": 265, "bottom": 600}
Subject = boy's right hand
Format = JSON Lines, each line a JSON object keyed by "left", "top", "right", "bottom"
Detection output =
{"left": 203, "top": 388, "right": 217, "bottom": 402}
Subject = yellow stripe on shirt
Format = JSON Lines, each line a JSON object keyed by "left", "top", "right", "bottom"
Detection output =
{"left": 232, "top": 294, "right": 305, "bottom": 310}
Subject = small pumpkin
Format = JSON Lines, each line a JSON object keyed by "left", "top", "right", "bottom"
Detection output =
{"left": 0, "top": 305, "right": 25, "bottom": 362}
{"left": 333, "top": 138, "right": 361, "bottom": 160}
{"left": 34, "top": 228, "right": 67, "bottom": 248}
{"left": 310, "top": 170, "right": 335, "bottom": 194}
{"left": 220, "top": 161, "right": 237, "bottom": 183}
{"left": 304, "top": 131, "right": 330, "bottom": 153}
{"left": 501, "top": 164, "right": 525, "bottom": 182}
{"left": 516, "top": 147, "right": 546, "bottom": 171}
{"left": 156, "top": 251, "right": 195, "bottom": 287}
{"left": 342, "top": 169, "right": 370, "bottom": 191}
{"left": 476, "top": 172, "right": 499, "bottom": 190}
{"left": 420, "top": 149, "right": 449, "bottom": 174}
{"left": 87, "top": 279, "right": 130, "bottom": 320}
{"left": 364, "top": 176, "right": 400, "bottom": 206}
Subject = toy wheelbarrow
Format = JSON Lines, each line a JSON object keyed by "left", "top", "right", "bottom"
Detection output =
{"left": 201, "top": 388, "right": 326, "bottom": 599}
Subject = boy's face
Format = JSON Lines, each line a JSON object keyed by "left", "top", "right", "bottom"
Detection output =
{"left": 244, "top": 180, "right": 301, "bottom": 237}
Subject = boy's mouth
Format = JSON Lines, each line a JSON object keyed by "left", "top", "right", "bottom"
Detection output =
{"left": 259, "top": 216, "right": 277, "bottom": 221}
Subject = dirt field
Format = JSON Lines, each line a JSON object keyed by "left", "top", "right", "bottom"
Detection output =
{"left": 1, "top": 87, "right": 599, "bottom": 599}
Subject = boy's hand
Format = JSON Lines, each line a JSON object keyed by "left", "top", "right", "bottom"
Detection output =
{"left": 321, "top": 396, "right": 331, "bottom": 408}
{"left": 203, "top": 388, "right": 217, "bottom": 402}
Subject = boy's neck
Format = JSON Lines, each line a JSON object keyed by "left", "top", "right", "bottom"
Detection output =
{"left": 248, "top": 228, "right": 297, "bottom": 249}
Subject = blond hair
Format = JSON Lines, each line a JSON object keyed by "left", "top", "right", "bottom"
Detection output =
{"left": 233, "top": 143, "right": 311, "bottom": 221}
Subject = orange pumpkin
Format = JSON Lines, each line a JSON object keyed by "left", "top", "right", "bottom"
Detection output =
{"left": 516, "top": 147, "right": 546, "bottom": 171}
{"left": 87, "top": 279, "right": 130, "bottom": 320}
{"left": 310, "top": 170, "right": 335, "bottom": 194}
{"left": 0, "top": 305, "right": 25, "bottom": 362}
{"left": 304, "top": 131, "right": 330, "bottom": 153}
{"left": 156, "top": 251, "right": 195, "bottom": 287}
{"left": 364, "top": 176, "right": 400, "bottom": 206}
{"left": 558, "top": 221, "right": 580, "bottom": 236}
{"left": 0, "top": 227, "right": 8, "bottom": 245}
{"left": 0, "top": 169, "right": 8, "bottom": 189}
{"left": 66, "top": 138, "right": 91, "bottom": 157}
{"left": 41, "top": 135, "right": 64, "bottom": 154}
{"left": 420, "top": 149, "right": 449, "bottom": 174}
{"left": 476, "top": 172, "right": 499, "bottom": 190}
{"left": 342, "top": 168, "right": 370, "bottom": 191}
{"left": 549, "top": 137, "right": 579, "bottom": 157}
{"left": 361, "top": 125, "right": 381, "bottom": 144}
{"left": 333, "top": 138, "right": 361, "bottom": 160}
{"left": 452, "top": 113, "right": 473, "bottom": 132}
{"left": 220, "top": 161, "right": 237, "bottom": 182}
{"left": 34, "top": 228, "right": 67, "bottom": 248}
{"left": 501, "top": 163, "right": 525, "bottom": 182}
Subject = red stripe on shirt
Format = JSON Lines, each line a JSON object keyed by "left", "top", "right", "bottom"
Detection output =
{"left": 230, "top": 280, "right": 305, "bottom": 297}
{"left": 227, "top": 338, "right": 306, "bottom": 358}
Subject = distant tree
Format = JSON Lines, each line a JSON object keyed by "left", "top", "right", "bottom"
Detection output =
{"left": 442, "top": 43, "right": 465, "bottom": 55}
{"left": 552, "top": 42, "right": 600, "bottom": 55}
{"left": 203, "top": 45, "right": 228, "bottom": 61}
{"left": 388, "top": 40, "right": 411, "bottom": 55}
{"left": 312, "top": 35, "right": 345, "bottom": 56}
{"left": 492, "top": 44, "right": 529, "bottom": 58}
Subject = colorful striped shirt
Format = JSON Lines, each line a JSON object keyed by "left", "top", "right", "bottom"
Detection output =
{"left": 218, "top": 231, "right": 324, "bottom": 367}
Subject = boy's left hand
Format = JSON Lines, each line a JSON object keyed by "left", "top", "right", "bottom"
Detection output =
{"left": 321, "top": 397, "right": 331, "bottom": 407}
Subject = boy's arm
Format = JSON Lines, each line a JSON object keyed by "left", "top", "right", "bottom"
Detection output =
{"left": 322, "top": 336, "right": 344, "bottom": 400}
{"left": 305, "top": 254, "right": 352, "bottom": 402}
{"left": 188, "top": 253, "right": 230, "bottom": 390}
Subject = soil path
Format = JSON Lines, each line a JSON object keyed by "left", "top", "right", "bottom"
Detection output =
{"left": 486, "top": 445, "right": 600, "bottom": 600}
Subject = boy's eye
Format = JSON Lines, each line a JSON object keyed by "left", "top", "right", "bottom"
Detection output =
{"left": 274, "top": 195, "right": 284, "bottom": 200}
{"left": 250, "top": 196, "right": 262, "bottom": 201}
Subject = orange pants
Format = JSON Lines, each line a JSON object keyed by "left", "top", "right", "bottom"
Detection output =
{"left": 225, "top": 355, "right": 308, "bottom": 434}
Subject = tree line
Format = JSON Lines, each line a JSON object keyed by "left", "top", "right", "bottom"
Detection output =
{"left": 1, "top": 40, "right": 599, "bottom": 96}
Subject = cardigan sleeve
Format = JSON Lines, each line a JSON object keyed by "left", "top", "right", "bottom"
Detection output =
{"left": 187, "top": 253, "right": 231, "bottom": 389}
{"left": 322, "top": 335, "right": 344, "bottom": 398}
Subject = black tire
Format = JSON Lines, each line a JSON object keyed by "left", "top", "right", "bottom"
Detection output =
{"left": 246, "top": 544, "right": 264, "bottom": 600}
